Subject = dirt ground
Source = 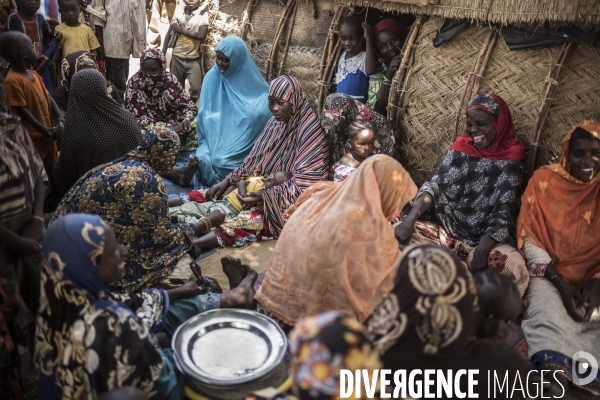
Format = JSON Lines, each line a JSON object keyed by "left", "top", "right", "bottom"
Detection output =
{"left": 199, "top": 240, "right": 276, "bottom": 291}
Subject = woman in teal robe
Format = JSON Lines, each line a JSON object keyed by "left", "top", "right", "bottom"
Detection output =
{"left": 195, "top": 35, "right": 272, "bottom": 186}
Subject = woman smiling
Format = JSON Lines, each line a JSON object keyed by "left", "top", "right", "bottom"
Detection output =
{"left": 517, "top": 120, "right": 600, "bottom": 395}
{"left": 394, "top": 94, "right": 529, "bottom": 296}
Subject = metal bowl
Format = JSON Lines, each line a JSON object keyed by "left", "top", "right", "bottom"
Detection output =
{"left": 172, "top": 309, "right": 289, "bottom": 399}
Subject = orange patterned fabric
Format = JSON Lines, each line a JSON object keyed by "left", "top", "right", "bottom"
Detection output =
{"left": 255, "top": 155, "right": 417, "bottom": 324}
{"left": 517, "top": 120, "right": 600, "bottom": 284}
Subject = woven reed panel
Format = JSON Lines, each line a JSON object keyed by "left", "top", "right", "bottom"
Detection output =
{"left": 395, "top": 17, "right": 489, "bottom": 185}
{"left": 477, "top": 38, "right": 559, "bottom": 155}
{"left": 538, "top": 44, "right": 600, "bottom": 168}
{"left": 219, "top": 0, "right": 333, "bottom": 106}
{"left": 327, "top": 0, "right": 600, "bottom": 27}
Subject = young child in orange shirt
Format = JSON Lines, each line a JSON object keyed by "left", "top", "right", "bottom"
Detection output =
{"left": 1, "top": 31, "right": 64, "bottom": 172}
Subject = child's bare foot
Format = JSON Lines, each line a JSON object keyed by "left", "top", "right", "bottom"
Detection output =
{"left": 221, "top": 256, "right": 247, "bottom": 288}
{"left": 175, "top": 156, "right": 200, "bottom": 186}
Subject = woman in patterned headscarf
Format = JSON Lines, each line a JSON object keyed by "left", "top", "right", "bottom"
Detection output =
{"left": 518, "top": 120, "right": 600, "bottom": 395}
{"left": 394, "top": 94, "right": 529, "bottom": 297}
{"left": 204, "top": 75, "right": 329, "bottom": 237}
{"left": 289, "top": 311, "right": 381, "bottom": 400}
{"left": 51, "top": 127, "right": 226, "bottom": 293}
{"left": 366, "top": 244, "right": 530, "bottom": 399}
{"left": 125, "top": 48, "right": 198, "bottom": 151}
{"left": 36, "top": 214, "right": 258, "bottom": 399}
{"left": 51, "top": 50, "right": 122, "bottom": 116}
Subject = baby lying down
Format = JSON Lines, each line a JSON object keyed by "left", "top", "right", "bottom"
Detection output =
{"left": 168, "top": 171, "right": 293, "bottom": 225}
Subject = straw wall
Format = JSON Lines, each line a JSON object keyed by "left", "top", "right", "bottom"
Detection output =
{"left": 327, "top": 0, "right": 600, "bottom": 28}
{"left": 394, "top": 16, "right": 600, "bottom": 185}
{"left": 217, "top": 0, "right": 334, "bottom": 104}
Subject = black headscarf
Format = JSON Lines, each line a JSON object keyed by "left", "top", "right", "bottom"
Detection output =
{"left": 366, "top": 244, "right": 531, "bottom": 399}
{"left": 45, "top": 69, "right": 141, "bottom": 212}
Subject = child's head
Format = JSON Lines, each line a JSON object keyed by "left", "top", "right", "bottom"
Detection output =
{"left": 183, "top": 0, "right": 201, "bottom": 8}
{"left": 0, "top": 31, "right": 37, "bottom": 67}
{"left": 59, "top": 0, "right": 81, "bottom": 25}
{"left": 265, "top": 171, "right": 293, "bottom": 189}
{"left": 339, "top": 15, "right": 364, "bottom": 57}
{"left": 347, "top": 120, "right": 376, "bottom": 162}
{"left": 474, "top": 271, "right": 521, "bottom": 340}
{"left": 19, "top": 0, "right": 40, "bottom": 15}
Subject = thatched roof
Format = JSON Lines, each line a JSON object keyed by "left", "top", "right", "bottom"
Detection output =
{"left": 327, "top": 0, "right": 600, "bottom": 27}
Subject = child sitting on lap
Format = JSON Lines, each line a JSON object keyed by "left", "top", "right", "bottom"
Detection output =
{"left": 474, "top": 271, "right": 521, "bottom": 340}
{"left": 334, "top": 120, "right": 376, "bottom": 183}
{"left": 55, "top": 0, "right": 100, "bottom": 59}
{"left": 169, "top": 171, "right": 293, "bottom": 224}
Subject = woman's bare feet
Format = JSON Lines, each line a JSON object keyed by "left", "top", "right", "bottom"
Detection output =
{"left": 221, "top": 267, "right": 258, "bottom": 309}
{"left": 221, "top": 255, "right": 248, "bottom": 288}
{"left": 176, "top": 155, "right": 200, "bottom": 186}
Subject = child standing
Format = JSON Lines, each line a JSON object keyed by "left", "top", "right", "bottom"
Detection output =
{"left": 5, "top": 0, "right": 60, "bottom": 92}
{"left": 163, "top": 0, "right": 208, "bottom": 104}
{"left": 1, "top": 31, "right": 64, "bottom": 172}
{"left": 334, "top": 15, "right": 376, "bottom": 104}
{"left": 55, "top": 0, "right": 100, "bottom": 59}
{"left": 333, "top": 120, "right": 376, "bottom": 183}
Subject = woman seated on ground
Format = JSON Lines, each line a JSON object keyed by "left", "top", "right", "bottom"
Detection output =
{"left": 51, "top": 50, "right": 122, "bottom": 117}
{"left": 394, "top": 94, "right": 529, "bottom": 296}
{"left": 255, "top": 155, "right": 417, "bottom": 326}
{"left": 51, "top": 127, "right": 225, "bottom": 293}
{"left": 518, "top": 120, "right": 600, "bottom": 395}
{"left": 200, "top": 75, "right": 329, "bottom": 245}
{"left": 125, "top": 48, "right": 198, "bottom": 151}
{"left": 333, "top": 120, "right": 376, "bottom": 182}
{"left": 45, "top": 69, "right": 141, "bottom": 212}
{"left": 195, "top": 35, "right": 272, "bottom": 187}
{"left": 36, "top": 214, "right": 258, "bottom": 399}
{"left": 367, "top": 244, "right": 531, "bottom": 399}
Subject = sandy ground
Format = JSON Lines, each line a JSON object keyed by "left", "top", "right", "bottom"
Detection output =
{"left": 198, "top": 240, "right": 276, "bottom": 291}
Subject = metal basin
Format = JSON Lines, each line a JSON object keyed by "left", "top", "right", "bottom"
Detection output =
{"left": 172, "top": 309, "right": 289, "bottom": 399}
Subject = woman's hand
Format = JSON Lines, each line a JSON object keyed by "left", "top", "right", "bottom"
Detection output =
{"left": 470, "top": 234, "right": 497, "bottom": 273}
{"left": 394, "top": 218, "right": 415, "bottom": 245}
{"left": 19, "top": 217, "right": 45, "bottom": 245}
{"left": 168, "top": 282, "right": 201, "bottom": 302}
{"left": 236, "top": 191, "right": 263, "bottom": 206}
{"left": 578, "top": 278, "right": 600, "bottom": 321}
{"left": 362, "top": 22, "right": 372, "bottom": 42}
{"left": 206, "top": 179, "right": 230, "bottom": 201}
{"left": 10, "top": 236, "right": 42, "bottom": 258}
{"left": 554, "top": 278, "right": 586, "bottom": 322}
{"left": 385, "top": 54, "right": 403, "bottom": 80}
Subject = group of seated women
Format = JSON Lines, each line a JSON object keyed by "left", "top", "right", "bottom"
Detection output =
{"left": 30, "top": 20, "right": 599, "bottom": 399}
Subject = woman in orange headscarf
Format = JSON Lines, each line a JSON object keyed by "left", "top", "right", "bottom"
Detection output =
{"left": 518, "top": 120, "right": 600, "bottom": 395}
{"left": 255, "top": 155, "right": 417, "bottom": 326}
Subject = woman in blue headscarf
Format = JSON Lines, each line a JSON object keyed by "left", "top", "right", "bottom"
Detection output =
{"left": 195, "top": 35, "right": 272, "bottom": 187}
{"left": 35, "top": 213, "right": 259, "bottom": 399}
